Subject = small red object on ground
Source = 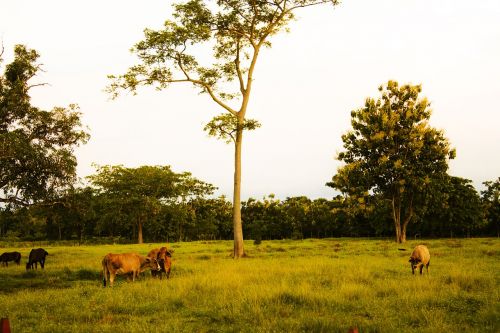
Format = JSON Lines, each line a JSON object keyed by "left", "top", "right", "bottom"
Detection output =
{"left": 0, "top": 318, "right": 11, "bottom": 333}
{"left": 348, "top": 327, "right": 359, "bottom": 333}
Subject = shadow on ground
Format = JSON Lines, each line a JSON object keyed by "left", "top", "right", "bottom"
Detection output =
{"left": 0, "top": 267, "right": 101, "bottom": 294}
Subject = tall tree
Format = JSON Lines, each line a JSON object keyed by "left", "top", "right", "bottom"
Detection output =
{"left": 328, "top": 81, "right": 455, "bottom": 243}
{"left": 88, "top": 165, "right": 214, "bottom": 243}
{"left": 0, "top": 45, "right": 89, "bottom": 206}
{"left": 481, "top": 177, "right": 500, "bottom": 237}
{"left": 437, "top": 176, "right": 484, "bottom": 237}
{"left": 107, "top": 0, "right": 339, "bottom": 258}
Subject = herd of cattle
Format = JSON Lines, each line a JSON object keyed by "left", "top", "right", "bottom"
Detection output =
{"left": 102, "top": 246, "right": 173, "bottom": 287}
{"left": 1, "top": 244, "right": 429, "bottom": 286}
{"left": 0, "top": 246, "right": 173, "bottom": 287}
{"left": 0, "top": 248, "right": 49, "bottom": 270}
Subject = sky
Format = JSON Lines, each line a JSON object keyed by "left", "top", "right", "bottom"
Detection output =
{"left": 1, "top": 0, "right": 499, "bottom": 200}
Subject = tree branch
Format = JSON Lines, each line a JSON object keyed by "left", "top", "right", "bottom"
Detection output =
{"left": 289, "top": 0, "right": 336, "bottom": 11}
{"left": 235, "top": 39, "right": 246, "bottom": 95}
{"left": 0, "top": 196, "right": 30, "bottom": 206}
{"left": 193, "top": 78, "right": 238, "bottom": 116}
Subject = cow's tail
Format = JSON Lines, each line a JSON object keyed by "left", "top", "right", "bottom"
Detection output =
{"left": 102, "top": 256, "right": 108, "bottom": 287}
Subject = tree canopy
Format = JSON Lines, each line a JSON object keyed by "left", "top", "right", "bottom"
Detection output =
{"left": 0, "top": 45, "right": 89, "bottom": 206}
{"left": 328, "top": 81, "right": 455, "bottom": 243}
{"left": 481, "top": 177, "right": 500, "bottom": 237}
{"left": 87, "top": 165, "right": 215, "bottom": 243}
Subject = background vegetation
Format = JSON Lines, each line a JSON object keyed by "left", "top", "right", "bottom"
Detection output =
{"left": 1, "top": 175, "right": 498, "bottom": 243}
{"left": 0, "top": 238, "right": 498, "bottom": 332}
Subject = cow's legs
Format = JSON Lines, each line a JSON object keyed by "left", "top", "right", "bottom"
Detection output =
{"left": 110, "top": 272, "right": 116, "bottom": 287}
{"left": 41, "top": 259, "right": 45, "bottom": 269}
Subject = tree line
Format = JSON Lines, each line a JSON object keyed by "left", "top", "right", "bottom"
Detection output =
{"left": 1, "top": 171, "right": 498, "bottom": 243}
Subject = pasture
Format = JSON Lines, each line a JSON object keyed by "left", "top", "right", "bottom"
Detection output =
{"left": 0, "top": 238, "right": 498, "bottom": 333}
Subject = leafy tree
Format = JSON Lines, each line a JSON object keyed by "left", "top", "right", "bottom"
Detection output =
{"left": 55, "top": 187, "right": 97, "bottom": 241}
{"left": 328, "top": 81, "right": 455, "bottom": 243}
{"left": 107, "top": 0, "right": 339, "bottom": 258}
{"left": 187, "top": 196, "right": 233, "bottom": 240}
{"left": 308, "top": 198, "right": 337, "bottom": 238}
{"left": 88, "top": 165, "right": 214, "bottom": 243}
{"left": 436, "top": 177, "right": 483, "bottom": 237}
{"left": 481, "top": 177, "right": 500, "bottom": 237}
{"left": 242, "top": 194, "right": 285, "bottom": 240}
{"left": 282, "top": 196, "right": 311, "bottom": 239}
{"left": 0, "top": 45, "right": 89, "bottom": 206}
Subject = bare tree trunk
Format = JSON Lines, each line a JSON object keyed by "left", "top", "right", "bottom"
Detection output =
{"left": 399, "top": 224, "right": 407, "bottom": 243}
{"left": 233, "top": 125, "right": 245, "bottom": 258}
{"left": 400, "top": 206, "right": 413, "bottom": 243}
{"left": 392, "top": 195, "right": 402, "bottom": 243}
{"left": 138, "top": 218, "right": 143, "bottom": 244}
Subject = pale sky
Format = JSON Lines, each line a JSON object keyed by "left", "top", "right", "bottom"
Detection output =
{"left": 1, "top": 0, "right": 499, "bottom": 200}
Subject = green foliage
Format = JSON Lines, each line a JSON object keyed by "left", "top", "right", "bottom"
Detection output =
{"left": 204, "top": 113, "right": 261, "bottom": 144}
{"left": 87, "top": 165, "right": 216, "bottom": 243}
{"left": 107, "top": 0, "right": 339, "bottom": 106}
{"left": 0, "top": 238, "right": 498, "bottom": 332}
{"left": 1, "top": 186, "right": 495, "bottom": 242}
{"left": 481, "top": 177, "right": 500, "bottom": 236}
{"left": 329, "top": 81, "right": 455, "bottom": 242}
{"left": 0, "top": 45, "right": 90, "bottom": 206}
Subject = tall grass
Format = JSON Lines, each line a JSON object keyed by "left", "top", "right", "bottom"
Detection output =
{"left": 0, "top": 238, "right": 498, "bottom": 332}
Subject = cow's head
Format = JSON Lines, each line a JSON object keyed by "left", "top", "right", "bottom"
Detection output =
{"left": 409, "top": 257, "right": 422, "bottom": 271}
{"left": 145, "top": 257, "right": 161, "bottom": 271}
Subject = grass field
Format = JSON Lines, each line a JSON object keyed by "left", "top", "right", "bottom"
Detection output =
{"left": 0, "top": 238, "right": 499, "bottom": 332}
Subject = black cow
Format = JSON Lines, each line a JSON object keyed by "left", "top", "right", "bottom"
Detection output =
{"left": 0, "top": 251, "right": 21, "bottom": 267}
{"left": 26, "top": 248, "right": 49, "bottom": 270}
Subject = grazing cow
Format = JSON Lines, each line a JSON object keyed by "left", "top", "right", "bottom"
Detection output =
{"left": 409, "top": 245, "right": 430, "bottom": 275}
{"left": 102, "top": 253, "right": 160, "bottom": 287}
{"left": 147, "top": 247, "right": 173, "bottom": 279}
{"left": 26, "top": 248, "right": 49, "bottom": 270}
{"left": 0, "top": 252, "right": 21, "bottom": 267}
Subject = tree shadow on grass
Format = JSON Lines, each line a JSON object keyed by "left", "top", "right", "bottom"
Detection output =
{"left": 0, "top": 267, "right": 101, "bottom": 294}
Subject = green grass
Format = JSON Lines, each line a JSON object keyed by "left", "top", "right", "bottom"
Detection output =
{"left": 0, "top": 238, "right": 498, "bottom": 332}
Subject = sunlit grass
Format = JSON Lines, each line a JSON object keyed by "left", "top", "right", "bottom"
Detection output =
{"left": 0, "top": 238, "right": 498, "bottom": 332}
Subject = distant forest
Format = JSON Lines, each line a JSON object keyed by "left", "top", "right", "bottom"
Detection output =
{"left": 1, "top": 172, "right": 498, "bottom": 243}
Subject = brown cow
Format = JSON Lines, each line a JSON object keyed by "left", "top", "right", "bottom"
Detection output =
{"left": 102, "top": 253, "right": 160, "bottom": 287}
{"left": 409, "top": 245, "right": 430, "bottom": 275}
{"left": 0, "top": 252, "right": 21, "bottom": 267}
{"left": 26, "top": 248, "right": 48, "bottom": 270}
{"left": 147, "top": 247, "right": 173, "bottom": 279}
